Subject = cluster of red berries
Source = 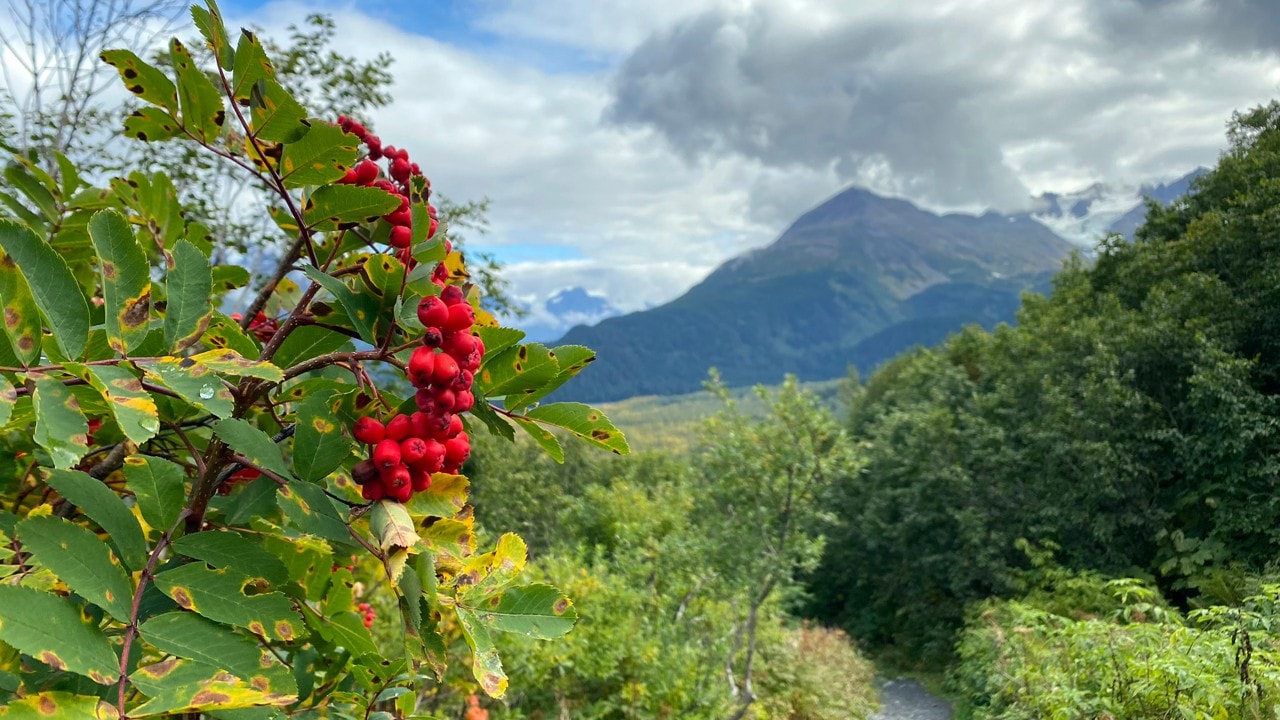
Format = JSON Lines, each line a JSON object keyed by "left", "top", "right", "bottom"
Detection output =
{"left": 357, "top": 602, "right": 375, "bottom": 629}
{"left": 335, "top": 115, "right": 445, "bottom": 270}
{"left": 230, "top": 311, "right": 279, "bottom": 343}
{"left": 335, "top": 117, "right": 485, "bottom": 504}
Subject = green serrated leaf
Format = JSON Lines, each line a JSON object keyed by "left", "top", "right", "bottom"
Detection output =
{"left": 165, "top": 239, "right": 213, "bottom": 352}
{"left": 0, "top": 375, "right": 14, "bottom": 427}
{"left": 16, "top": 515, "right": 133, "bottom": 621}
{"left": 123, "top": 106, "right": 182, "bottom": 142}
{"left": 468, "top": 397, "right": 515, "bottom": 442}
{"left": 403, "top": 474, "right": 469, "bottom": 520}
{"left": 191, "top": 349, "right": 282, "bottom": 381}
{"left": 139, "top": 357, "right": 234, "bottom": 418}
{"left": 190, "top": 1, "right": 233, "bottom": 70}
{"left": 477, "top": 342, "right": 559, "bottom": 399}
{"left": 202, "top": 311, "right": 260, "bottom": 358}
{"left": 171, "top": 38, "right": 225, "bottom": 142}
{"left": 44, "top": 468, "right": 148, "bottom": 570}
{"left": 0, "top": 219, "right": 89, "bottom": 359}
{"left": 525, "top": 402, "right": 630, "bottom": 455}
{"left": 312, "top": 612, "right": 377, "bottom": 657}
{"left": 88, "top": 210, "right": 152, "bottom": 353}
{"left": 0, "top": 251, "right": 41, "bottom": 364}
{"left": 302, "top": 184, "right": 400, "bottom": 232}
{"left": 468, "top": 583, "right": 577, "bottom": 640}
{"left": 277, "top": 481, "right": 349, "bottom": 543}
{"left": 455, "top": 606, "right": 508, "bottom": 698}
{"left": 272, "top": 325, "right": 350, "bottom": 370}
{"left": 280, "top": 122, "right": 358, "bottom": 189}
{"left": 511, "top": 415, "right": 563, "bottom": 463}
{"left": 31, "top": 376, "right": 89, "bottom": 469}
{"left": 249, "top": 78, "right": 307, "bottom": 144}
{"left": 506, "top": 345, "right": 596, "bottom": 412}
{"left": 171, "top": 531, "right": 288, "bottom": 587}
{"left": 301, "top": 266, "right": 379, "bottom": 344}
{"left": 74, "top": 364, "right": 160, "bottom": 444}
{"left": 4, "top": 162, "right": 56, "bottom": 223}
{"left": 293, "top": 391, "right": 351, "bottom": 482}
{"left": 140, "top": 612, "right": 296, "bottom": 697}
{"left": 123, "top": 455, "right": 185, "bottom": 534}
{"left": 213, "top": 418, "right": 291, "bottom": 479}
{"left": 101, "top": 49, "right": 178, "bottom": 113}
{"left": 230, "top": 29, "right": 273, "bottom": 104}
{"left": 0, "top": 585, "right": 118, "bottom": 684}
{"left": 153, "top": 563, "right": 304, "bottom": 642}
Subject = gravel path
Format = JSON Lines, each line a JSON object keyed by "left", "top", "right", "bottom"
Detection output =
{"left": 871, "top": 678, "right": 952, "bottom": 720}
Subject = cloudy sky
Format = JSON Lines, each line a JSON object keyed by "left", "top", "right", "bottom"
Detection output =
{"left": 27, "top": 1, "right": 1280, "bottom": 329}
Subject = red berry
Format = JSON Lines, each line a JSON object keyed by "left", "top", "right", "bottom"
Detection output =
{"left": 444, "top": 436, "right": 471, "bottom": 466}
{"left": 391, "top": 158, "right": 411, "bottom": 183}
{"left": 381, "top": 463, "right": 410, "bottom": 491}
{"left": 337, "top": 168, "right": 358, "bottom": 184}
{"left": 389, "top": 481, "right": 412, "bottom": 503}
{"left": 429, "top": 217, "right": 439, "bottom": 239}
{"left": 443, "top": 332, "right": 477, "bottom": 358}
{"left": 410, "top": 411, "right": 432, "bottom": 438}
{"left": 422, "top": 326, "right": 444, "bottom": 348}
{"left": 413, "top": 439, "right": 445, "bottom": 473}
{"left": 401, "top": 437, "right": 428, "bottom": 464}
{"left": 453, "top": 390, "right": 475, "bottom": 412}
{"left": 433, "top": 353, "right": 460, "bottom": 385}
{"left": 384, "top": 145, "right": 398, "bottom": 157}
{"left": 441, "top": 285, "right": 464, "bottom": 306}
{"left": 352, "top": 417, "right": 386, "bottom": 445}
{"left": 418, "top": 296, "right": 449, "bottom": 328}
{"left": 409, "top": 346, "right": 437, "bottom": 387}
{"left": 372, "top": 439, "right": 401, "bottom": 469}
{"left": 354, "top": 160, "right": 379, "bottom": 185}
{"left": 361, "top": 482, "right": 385, "bottom": 501}
{"left": 351, "top": 459, "right": 379, "bottom": 486}
{"left": 434, "top": 388, "right": 456, "bottom": 413}
{"left": 385, "top": 209, "right": 411, "bottom": 227}
{"left": 385, "top": 414, "right": 412, "bottom": 442}
{"left": 452, "top": 369, "right": 475, "bottom": 391}
{"left": 415, "top": 388, "right": 436, "bottom": 413}
{"left": 444, "top": 303, "right": 476, "bottom": 333}
{"left": 389, "top": 225, "right": 412, "bottom": 248}
{"left": 446, "top": 414, "right": 464, "bottom": 438}
{"left": 410, "top": 467, "right": 432, "bottom": 492}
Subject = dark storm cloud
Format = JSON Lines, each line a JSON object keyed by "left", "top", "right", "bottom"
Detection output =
{"left": 605, "top": 0, "right": 1280, "bottom": 210}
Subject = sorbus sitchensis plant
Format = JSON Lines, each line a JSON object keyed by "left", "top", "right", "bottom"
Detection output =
{"left": 0, "top": 2, "right": 627, "bottom": 717}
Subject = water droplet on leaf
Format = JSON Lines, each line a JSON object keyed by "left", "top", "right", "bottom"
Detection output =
{"left": 198, "top": 384, "right": 215, "bottom": 400}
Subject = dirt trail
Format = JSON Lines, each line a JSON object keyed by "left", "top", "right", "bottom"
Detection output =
{"left": 871, "top": 678, "right": 952, "bottom": 720}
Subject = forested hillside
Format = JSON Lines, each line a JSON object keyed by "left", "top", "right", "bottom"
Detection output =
{"left": 808, "top": 100, "right": 1280, "bottom": 685}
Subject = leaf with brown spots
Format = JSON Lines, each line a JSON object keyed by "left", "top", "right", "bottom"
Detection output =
{"left": 88, "top": 210, "right": 152, "bottom": 354}
{"left": 291, "top": 389, "right": 351, "bottom": 482}
{"left": 170, "top": 38, "right": 225, "bottom": 143}
{"left": 0, "top": 691, "right": 120, "bottom": 718}
{"left": 279, "top": 122, "right": 358, "bottom": 189}
{"left": 0, "top": 585, "right": 119, "bottom": 685}
{"left": 123, "top": 107, "right": 182, "bottom": 142}
{"left": 152, "top": 563, "right": 304, "bottom": 642}
{"left": 403, "top": 472, "right": 470, "bottom": 520}
{"left": 505, "top": 345, "right": 597, "bottom": 413}
{"left": 30, "top": 376, "right": 89, "bottom": 470}
{"left": 191, "top": 348, "right": 282, "bottom": 382}
{"left": 458, "top": 533, "right": 527, "bottom": 602}
{"left": 139, "top": 613, "right": 297, "bottom": 698}
{"left": 163, "top": 240, "right": 212, "bottom": 353}
{"left": 475, "top": 342, "right": 559, "bottom": 399}
{"left": 454, "top": 606, "right": 508, "bottom": 699}
{"left": 524, "top": 402, "right": 630, "bottom": 456}
{"left": 16, "top": 515, "right": 134, "bottom": 622}
{"left": 0, "top": 251, "right": 40, "bottom": 364}
{"left": 463, "top": 583, "right": 578, "bottom": 641}
{"left": 100, "top": 49, "right": 178, "bottom": 113}
{"left": 129, "top": 656, "right": 287, "bottom": 716}
{"left": 71, "top": 363, "right": 159, "bottom": 444}
{"left": 0, "top": 219, "right": 89, "bottom": 359}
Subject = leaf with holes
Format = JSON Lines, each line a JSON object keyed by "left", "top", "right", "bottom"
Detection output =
{"left": 153, "top": 563, "right": 304, "bottom": 642}
{"left": 0, "top": 220, "right": 88, "bottom": 359}
{"left": 16, "top": 515, "right": 133, "bottom": 621}
{"left": 0, "top": 586, "right": 118, "bottom": 685}
{"left": 88, "top": 210, "right": 152, "bottom": 353}
{"left": 165, "top": 240, "right": 213, "bottom": 352}
{"left": 525, "top": 402, "right": 629, "bottom": 456}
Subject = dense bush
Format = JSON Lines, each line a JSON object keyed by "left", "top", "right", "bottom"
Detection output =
{"left": 950, "top": 575, "right": 1280, "bottom": 720}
